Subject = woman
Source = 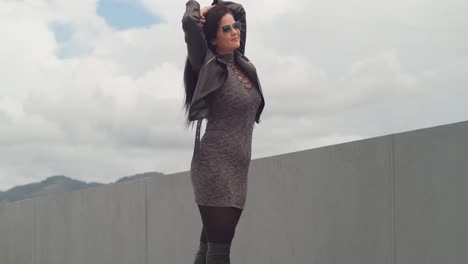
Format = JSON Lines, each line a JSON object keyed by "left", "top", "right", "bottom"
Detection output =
{"left": 182, "top": 0, "right": 265, "bottom": 263}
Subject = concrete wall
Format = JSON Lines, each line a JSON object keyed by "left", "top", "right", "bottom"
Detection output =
{"left": 1, "top": 120, "right": 467, "bottom": 264}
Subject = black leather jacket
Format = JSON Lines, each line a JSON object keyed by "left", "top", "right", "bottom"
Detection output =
{"left": 182, "top": 0, "right": 265, "bottom": 159}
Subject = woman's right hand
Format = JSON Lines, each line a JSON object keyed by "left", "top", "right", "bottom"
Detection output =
{"left": 200, "top": 5, "right": 216, "bottom": 25}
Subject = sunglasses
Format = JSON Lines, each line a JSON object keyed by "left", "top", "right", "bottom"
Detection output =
{"left": 221, "top": 21, "right": 242, "bottom": 33}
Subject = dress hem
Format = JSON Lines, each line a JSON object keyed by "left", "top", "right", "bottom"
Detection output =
{"left": 195, "top": 201, "right": 244, "bottom": 210}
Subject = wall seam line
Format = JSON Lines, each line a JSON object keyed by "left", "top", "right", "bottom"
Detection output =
{"left": 392, "top": 135, "right": 397, "bottom": 264}
{"left": 33, "top": 199, "right": 36, "bottom": 264}
{"left": 145, "top": 182, "right": 148, "bottom": 264}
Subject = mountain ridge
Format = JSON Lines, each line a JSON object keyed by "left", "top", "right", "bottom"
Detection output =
{"left": 0, "top": 171, "right": 164, "bottom": 203}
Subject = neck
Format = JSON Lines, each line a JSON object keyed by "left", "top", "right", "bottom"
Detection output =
{"left": 216, "top": 50, "right": 235, "bottom": 55}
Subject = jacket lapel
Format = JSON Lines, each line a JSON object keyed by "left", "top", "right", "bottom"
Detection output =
{"left": 235, "top": 51, "right": 263, "bottom": 95}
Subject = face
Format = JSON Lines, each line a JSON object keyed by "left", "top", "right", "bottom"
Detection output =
{"left": 211, "top": 13, "right": 241, "bottom": 54}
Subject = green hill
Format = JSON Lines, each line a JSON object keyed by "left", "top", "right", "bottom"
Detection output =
{"left": 0, "top": 172, "right": 164, "bottom": 203}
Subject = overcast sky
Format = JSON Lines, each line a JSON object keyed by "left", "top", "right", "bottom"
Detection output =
{"left": 1, "top": 0, "right": 467, "bottom": 191}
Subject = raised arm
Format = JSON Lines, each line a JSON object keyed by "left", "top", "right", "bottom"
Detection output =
{"left": 215, "top": 0, "right": 247, "bottom": 55}
{"left": 182, "top": 0, "right": 208, "bottom": 72}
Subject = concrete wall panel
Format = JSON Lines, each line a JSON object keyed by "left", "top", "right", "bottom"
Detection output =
{"left": 234, "top": 135, "right": 394, "bottom": 263}
{"left": 145, "top": 171, "right": 202, "bottom": 264}
{"left": 34, "top": 180, "right": 146, "bottom": 264}
{"left": 394, "top": 121, "right": 468, "bottom": 264}
{"left": 0, "top": 120, "right": 467, "bottom": 264}
{"left": 0, "top": 199, "right": 34, "bottom": 264}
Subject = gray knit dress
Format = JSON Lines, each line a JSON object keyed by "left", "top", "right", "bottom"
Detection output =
{"left": 190, "top": 52, "right": 262, "bottom": 210}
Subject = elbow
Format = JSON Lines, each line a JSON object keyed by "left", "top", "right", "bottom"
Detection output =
{"left": 225, "top": 2, "right": 245, "bottom": 17}
{"left": 182, "top": 1, "right": 201, "bottom": 28}
{"left": 237, "top": 4, "right": 246, "bottom": 15}
{"left": 182, "top": 15, "right": 194, "bottom": 29}
{"left": 182, "top": 13, "right": 202, "bottom": 31}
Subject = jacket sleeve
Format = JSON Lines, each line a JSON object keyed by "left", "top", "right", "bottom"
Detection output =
{"left": 182, "top": 0, "right": 208, "bottom": 72}
{"left": 217, "top": 0, "right": 247, "bottom": 55}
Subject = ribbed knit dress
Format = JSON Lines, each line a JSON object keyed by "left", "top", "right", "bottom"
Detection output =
{"left": 190, "top": 52, "right": 262, "bottom": 210}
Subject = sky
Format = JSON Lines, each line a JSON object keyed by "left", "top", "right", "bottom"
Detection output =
{"left": 1, "top": 0, "right": 467, "bottom": 191}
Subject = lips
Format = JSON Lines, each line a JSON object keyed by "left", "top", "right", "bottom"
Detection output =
{"left": 232, "top": 37, "right": 239, "bottom": 41}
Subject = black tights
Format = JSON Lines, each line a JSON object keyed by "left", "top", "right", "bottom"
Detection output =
{"left": 198, "top": 205, "right": 243, "bottom": 244}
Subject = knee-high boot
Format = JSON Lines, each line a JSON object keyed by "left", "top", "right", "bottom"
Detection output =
{"left": 193, "top": 241, "right": 207, "bottom": 264}
{"left": 206, "top": 242, "right": 232, "bottom": 264}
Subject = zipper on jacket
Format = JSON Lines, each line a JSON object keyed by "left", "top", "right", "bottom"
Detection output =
{"left": 199, "top": 55, "right": 216, "bottom": 72}
{"left": 191, "top": 55, "right": 215, "bottom": 160}
{"left": 254, "top": 78, "right": 264, "bottom": 123}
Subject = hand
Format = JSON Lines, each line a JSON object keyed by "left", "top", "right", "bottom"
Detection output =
{"left": 200, "top": 5, "right": 216, "bottom": 25}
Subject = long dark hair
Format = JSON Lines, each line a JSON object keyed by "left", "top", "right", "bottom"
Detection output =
{"left": 182, "top": 2, "right": 233, "bottom": 130}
